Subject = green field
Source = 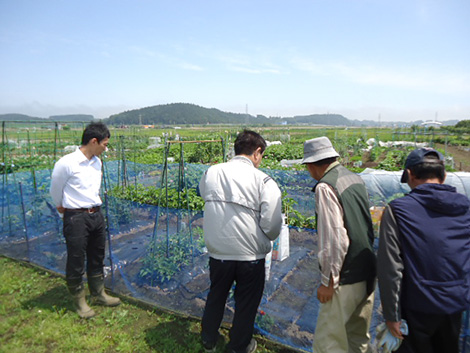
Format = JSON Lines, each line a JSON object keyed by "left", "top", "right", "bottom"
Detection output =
{"left": 0, "top": 256, "right": 297, "bottom": 353}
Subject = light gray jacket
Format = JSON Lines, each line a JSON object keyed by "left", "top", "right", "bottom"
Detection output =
{"left": 199, "top": 156, "right": 283, "bottom": 261}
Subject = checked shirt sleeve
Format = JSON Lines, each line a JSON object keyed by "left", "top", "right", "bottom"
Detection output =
{"left": 315, "top": 183, "right": 350, "bottom": 288}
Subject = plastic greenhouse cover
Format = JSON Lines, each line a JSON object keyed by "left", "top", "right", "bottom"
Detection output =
{"left": 1, "top": 161, "right": 470, "bottom": 352}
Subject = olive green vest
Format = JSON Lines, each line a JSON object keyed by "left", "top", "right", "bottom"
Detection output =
{"left": 315, "top": 163, "right": 376, "bottom": 285}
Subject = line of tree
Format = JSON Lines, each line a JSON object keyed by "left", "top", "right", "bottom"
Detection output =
{"left": 0, "top": 113, "right": 94, "bottom": 122}
{"left": 443, "top": 120, "right": 470, "bottom": 133}
{"left": 104, "top": 103, "right": 353, "bottom": 126}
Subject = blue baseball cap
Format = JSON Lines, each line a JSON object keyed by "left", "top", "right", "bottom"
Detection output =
{"left": 401, "top": 148, "right": 444, "bottom": 183}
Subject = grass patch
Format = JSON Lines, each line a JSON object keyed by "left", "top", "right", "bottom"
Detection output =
{"left": 0, "top": 256, "right": 298, "bottom": 353}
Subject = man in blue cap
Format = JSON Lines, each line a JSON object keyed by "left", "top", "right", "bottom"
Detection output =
{"left": 377, "top": 147, "right": 470, "bottom": 353}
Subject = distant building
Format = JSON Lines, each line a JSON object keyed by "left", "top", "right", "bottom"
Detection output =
{"left": 421, "top": 121, "right": 442, "bottom": 128}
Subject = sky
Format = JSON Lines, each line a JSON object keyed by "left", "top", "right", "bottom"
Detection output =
{"left": 0, "top": 0, "right": 469, "bottom": 122}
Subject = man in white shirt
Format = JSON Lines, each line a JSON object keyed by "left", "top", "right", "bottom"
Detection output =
{"left": 50, "top": 122, "right": 120, "bottom": 319}
{"left": 302, "top": 137, "right": 376, "bottom": 353}
{"left": 199, "top": 130, "right": 282, "bottom": 353}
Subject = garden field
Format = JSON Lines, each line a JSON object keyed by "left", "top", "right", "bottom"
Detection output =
{"left": 3, "top": 122, "right": 470, "bottom": 175}
{"left": 1, "top": 121, "right": 470, "bottom": 352}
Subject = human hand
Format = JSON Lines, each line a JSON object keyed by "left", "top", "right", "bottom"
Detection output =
{"left": 386, "top": 320, "right": 404, "bottom": 340}
{"left": 56, "top": 206, "right": 65, "bottom": 214}
{"left": 317, "top": 284, "right": 334, "bottom": 303}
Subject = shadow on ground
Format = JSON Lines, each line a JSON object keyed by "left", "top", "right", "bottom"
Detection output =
{"left": 21, "top": 284, "right": 74, "bottom": 314}
{"left": 145, "top": 319, "right": 204, "bottom": 352}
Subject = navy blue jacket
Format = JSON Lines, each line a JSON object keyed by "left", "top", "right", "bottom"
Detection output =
{"left": 390, "top": 183, "right": 470, "bottom": 314}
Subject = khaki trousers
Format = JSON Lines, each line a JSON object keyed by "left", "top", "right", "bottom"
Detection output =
{"left": 313, "top": 280, "right": 374, "bottom": 353}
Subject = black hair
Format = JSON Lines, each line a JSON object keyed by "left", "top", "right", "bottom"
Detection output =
{"left": 409, "top": 154, "right": 445, "bottom": 181}
{"left": 313, "top": 157, "right": 338, "bottom": 166}
{"left": 234, "top": 130, "right": 267, "bottom": 156}
{"left": 81, "top": 122, "right": 111, "bottom": 145}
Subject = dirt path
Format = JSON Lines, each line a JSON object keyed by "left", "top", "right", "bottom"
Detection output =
{"left": 435, "top": 143, "right": 470, "bottom": 172}
{"left": 359, "top": 144, "right": 470, "bottom": 172}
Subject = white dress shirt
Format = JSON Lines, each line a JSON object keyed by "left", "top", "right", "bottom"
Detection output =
{"left": 50, "top": 148, "right": 103, "bottom": 209}
{"left": 315, "top": 182, "right": 350, "bottom": 288}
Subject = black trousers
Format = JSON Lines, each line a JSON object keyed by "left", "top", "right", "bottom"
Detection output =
{"left": 201, "top": 257, "right": 265, "bottom": 353}
{"left": 397, "top": 308, "right": 462, "bottom": 353}
{"left": 63, "top": 210, "right": 106, "bottom": 285}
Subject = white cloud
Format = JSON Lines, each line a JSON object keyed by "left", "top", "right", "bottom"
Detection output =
{"left": 336, "top": 63, "right": 470, "bottom": 95}
{"left": 229, "top": 66, "right": 280, "bottom": 74}
{"left": 289, "top": 57, "right": 329, "bottom": 76}
{"left": 128, "top": 45, "right": 204, "bottom": 71}
{"left": 178, "top": 62, "right": 204, "bottom": 71}
{"left": 215, "top": 52, "right": 282, "bottom": 74}
{"left": 128, "top": 45, "right": 158, "bottom": 58}
{"left": 291, "top": 56, "right": 470, "bottom": 95}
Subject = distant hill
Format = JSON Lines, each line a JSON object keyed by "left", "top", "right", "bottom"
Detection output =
{"left": 439, "top": 119, "right": 460, "bottom": 126}
{"left": 1, "top": 104, "right": 462, "bottom": 127}
{"left": 287, "top": 114, "right": 351, "bottom": 126}
{"left": 105, "top": 103, "right": 271, "bottom": 125}
{"left": 0, "top": 113, "right": 45, "bottom": 121}
{"left": 49, "top": 114, "right": 94, "bottom": 122}
{"left": 105, "top": 103, "right": 355, "bottom": 126}
{"left": 0, "top": 113, "right": 95, "bottom": 123}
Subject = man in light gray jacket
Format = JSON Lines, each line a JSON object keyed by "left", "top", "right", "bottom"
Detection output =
{"left": 199, "top": 130, "right": 283, "bottom": 353}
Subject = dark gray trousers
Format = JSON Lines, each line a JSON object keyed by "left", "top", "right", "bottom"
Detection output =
{"left": 397, "top": 308, "right": 462, "bottom": 353}
{"left": 201, "top": 257, "right": 265, "bottom": 353}
{"left": 63, "top": 210, "right": 106, "bottom": 286}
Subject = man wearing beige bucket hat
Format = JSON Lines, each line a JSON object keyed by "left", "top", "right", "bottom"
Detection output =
{"left": 303, "top": 136, "right": 376, "bottom": 353}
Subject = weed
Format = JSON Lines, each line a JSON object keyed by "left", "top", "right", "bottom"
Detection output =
{"left": 139, "top": 228, "right": 205, "bottom": 284}
{"left": 0, "top": 257, "right": 294, "bottom": 353}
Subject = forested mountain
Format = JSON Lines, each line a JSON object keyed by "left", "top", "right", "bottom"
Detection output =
{"left": 105, "top": 103, "right": 270, "bottom": 125}
{"left": 105, "top": 103, "right": 354, "bottom": 126}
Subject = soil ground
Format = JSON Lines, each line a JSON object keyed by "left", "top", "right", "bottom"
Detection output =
{"left": 435, "top": 143, "right": 470, "bottom": 172}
